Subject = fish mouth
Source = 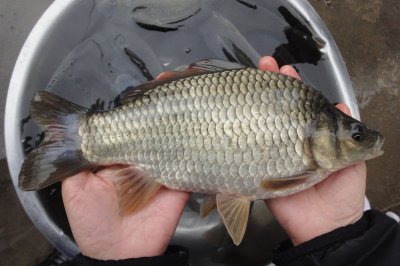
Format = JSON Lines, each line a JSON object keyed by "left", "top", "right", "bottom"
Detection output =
{"left": 366, "top": 133, "right": 384, "bottom": 160}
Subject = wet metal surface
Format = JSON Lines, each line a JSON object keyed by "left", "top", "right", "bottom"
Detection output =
{"left": 1, "top": 0, "right": 399, "bottom": 265}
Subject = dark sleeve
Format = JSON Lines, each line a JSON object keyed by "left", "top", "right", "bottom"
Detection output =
{"left": 61, "top": 246, "right": 188, "bottom": 266}
{"left": 273, "top": 209, "right": 400, "bottom": 266}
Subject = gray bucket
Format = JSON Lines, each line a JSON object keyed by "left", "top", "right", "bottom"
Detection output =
{"left": 5, "top": 0, "right": 358, "bottom": 265}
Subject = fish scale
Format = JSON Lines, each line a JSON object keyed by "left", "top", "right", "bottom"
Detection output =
{"left": 19, "top": 61, "right": 384, "bottom": 246}
{"left": 79, "top": 68, "right": 323, "bottom": 198}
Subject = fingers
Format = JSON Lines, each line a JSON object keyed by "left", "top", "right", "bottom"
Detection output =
{"left": 260, "top": 56, "right": 353, "bottom": 117}
{"left": 335, "top": 103, "right": 352, "bottom": 116}
{"left": 280, "top": 65, "right": 301, "bottom": 80}
{"left": 259, "top": 56, "right": 279, "bottom": 72}
{"left": 259, "top": 56, "right": 301, "bottom": 80}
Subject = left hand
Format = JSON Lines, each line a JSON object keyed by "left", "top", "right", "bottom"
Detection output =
{"left": 62, "top": 66, "right": 194, "bottom": 260}
{"left": 62, "top": 167, "right": 190, "bottom": 260}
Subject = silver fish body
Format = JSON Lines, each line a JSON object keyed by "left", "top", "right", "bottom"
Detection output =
{"left": 19, "top": 61, "right": 384, "bottom": 245}
{"left": 80, "top": 68, "right": 325, "bottom": 199}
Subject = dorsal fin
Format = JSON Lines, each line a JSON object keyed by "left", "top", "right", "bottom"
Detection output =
{"left": 119, "top": 59, "right": 246, "bottom": 105}
{"left": 119, "top": 68, "right": 208, "bottom": 105}
{"left": 189, "top": 59, "right": 245, "bottom": 72}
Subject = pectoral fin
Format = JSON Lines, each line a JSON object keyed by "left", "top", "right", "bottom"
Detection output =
{"left": 216, "top": 194, "right": 250, "bottom": 245}
{"left": 114, "top": 166, "right": 162, "bottom": 216}
{"left": 260, "top": 172, "right": 314, "bottom": 191}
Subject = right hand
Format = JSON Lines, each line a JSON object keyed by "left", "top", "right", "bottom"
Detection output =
{"left": 260, "top": 56, "right": 366, "bottom": 246}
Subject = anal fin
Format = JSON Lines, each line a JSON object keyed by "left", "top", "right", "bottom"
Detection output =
{"left": 114, "top": 166, "right": 162, "bottom": 216}
{"left": 216, "top": 194, "right": 250, "bottom": 245}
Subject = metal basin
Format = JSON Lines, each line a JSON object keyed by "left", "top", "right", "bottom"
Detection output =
{"left": 5, "top": 0, "right": 357, "bottom": 265}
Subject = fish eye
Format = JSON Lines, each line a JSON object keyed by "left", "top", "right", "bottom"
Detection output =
{"left": 351, "top": 124, "right": 366, "bottom": 142}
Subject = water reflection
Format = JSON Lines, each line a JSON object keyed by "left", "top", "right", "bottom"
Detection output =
{"left": 124, "top": 48, "right": 154, "bottom": 81}
{"left": 131, "top": 0, "right": 201, "bottom": 32}
{"left": 235, "top": 0, "right": 257, "bottom": 10}
{"left": 272, "top": 6, "right": 325, "bottom": 66}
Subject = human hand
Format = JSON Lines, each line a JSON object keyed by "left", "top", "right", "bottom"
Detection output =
{"left": 62, "top": 167, "right": 190, "bottom": 260}
{"left": 260, "top": 56, "right": 366, "bottom": 246}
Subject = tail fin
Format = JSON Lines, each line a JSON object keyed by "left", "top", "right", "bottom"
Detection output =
{"left": 19, "top": 91, "right": 94, "bottom": 191}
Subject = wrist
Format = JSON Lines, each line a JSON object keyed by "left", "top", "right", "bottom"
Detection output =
{"left": 288, "top": 211, "right": 364, "bottom": 246}
{"left": 74, "top": 246, "right": 189, "bottom": 265}
{"left": 81, "top": 244, "right": 167, "bottom": 260}
{"left": 77, "top": 234, "right": 170, "bottom": 260}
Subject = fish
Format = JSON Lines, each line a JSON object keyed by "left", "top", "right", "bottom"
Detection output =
{"left": 19, "top": 59, "right": 384, "bottom": 245}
